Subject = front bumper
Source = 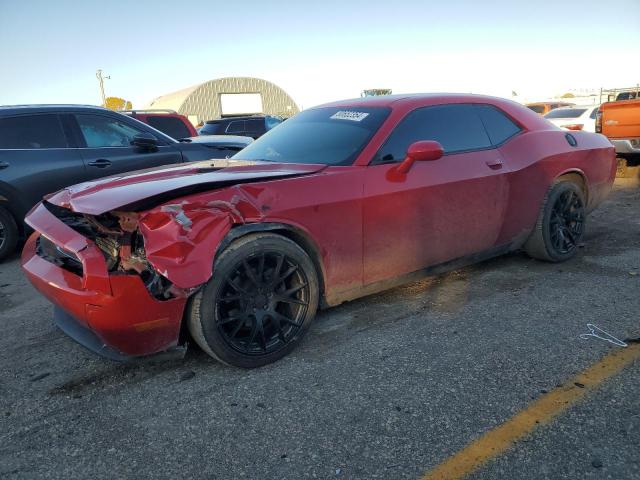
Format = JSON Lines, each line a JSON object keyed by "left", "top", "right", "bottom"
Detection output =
{"left": 21, "top": 203, "right": 188, "bottom": 359}
{"left": 611, "top": 138, "right": 640, "bottom": 156}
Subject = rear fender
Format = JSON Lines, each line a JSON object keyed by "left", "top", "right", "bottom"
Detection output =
{"left": 555, "top": 168, "right": 588, "bottom": 201}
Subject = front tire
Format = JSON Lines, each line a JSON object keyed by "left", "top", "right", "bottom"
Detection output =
{"left": 0, "top": 207, "right": 18, "bottom": 262}
{"left": 524, "top": 181, "right": 586, "bottom": 262}
{"left": 187, "top": 233, "right": 319, "bottom": 368}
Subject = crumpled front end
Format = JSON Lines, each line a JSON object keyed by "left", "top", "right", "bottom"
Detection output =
{"left": 22, "top": 162, "right": 328, "bottom": 359}
{"left": 20, "top": 200, "right": 217, "bottom": 358}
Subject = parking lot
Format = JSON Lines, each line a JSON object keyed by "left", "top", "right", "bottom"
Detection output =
{"left": 1, "top": 173, "right": 639, "bottom": 479}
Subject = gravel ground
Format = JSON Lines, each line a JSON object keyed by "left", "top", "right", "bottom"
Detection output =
{"left": 1, "top": 175, "right": 639, "bottom": 480}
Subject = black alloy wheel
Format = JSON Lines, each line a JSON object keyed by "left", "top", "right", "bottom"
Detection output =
{"left": 188, "top": 232, "right": 319, "bottom": 368}
{"left": 215, "top": 251, "right": 311, "bottom": 355}
{"left": 524, "top": 181, "right": 586, "bottom": 262}
{"left": 549, "top": 188, "right": 584, "bottom": 255}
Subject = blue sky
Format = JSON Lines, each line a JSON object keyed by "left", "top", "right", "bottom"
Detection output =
{"left": 1, "top": 0, "right": 639, "bottom": 108}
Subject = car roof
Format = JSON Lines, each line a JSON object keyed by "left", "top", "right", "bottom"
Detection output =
{"left": 316, "top": 93, "right": 522, "bottom": 109}
{"left": 314, "top": 93, "right": 553, "bottom": 132}
{"left": 313, "top": 93, "right": 540, "bottom": 110}
{"left": 0, "top": 104, "right": 181, "bottom": 144}
{"left": 0, "top": 104, "right": 114, "bottom": 115}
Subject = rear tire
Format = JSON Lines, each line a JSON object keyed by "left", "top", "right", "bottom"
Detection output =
{"left": 187, "top": 233, "right": 319, "bottom": 368}
{"left": 524, "top": 181, "right": 585, "bottom": 262}
{"left": 0, "top": 207, "right": 18, "bottom": 262}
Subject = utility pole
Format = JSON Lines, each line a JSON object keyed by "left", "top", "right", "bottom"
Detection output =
{"left": 96, "top": 69, "right": 110, "bottom": 106}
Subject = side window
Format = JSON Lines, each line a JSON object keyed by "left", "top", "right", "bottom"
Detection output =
{"left": 590, "top": 108, "right": 599, "bottom": 119}
{"left": 200, "top": 122, "right": 220, "bottom": 135}
{"left": 76, "top": 114, "right": 143, "bottom": 148}
{"left": 265, "top": 116, "right": 282, "bottom": 130}
{"left": 146, "top": 116, "right": 191, "bottom": 139}
{"left": 474, "top": 105, "right": 521, "bottom": 145}
{"left": 0, "top": 114, "right": 68, "bottom": 149}
{"left": 245, "top": 119, "right": 263, "bottom": 132}
{"left": 374, "top": 104, "right": 491, "bottom": 163}
{"left": 226, "top": 120, "right": 245, "bottom": 134}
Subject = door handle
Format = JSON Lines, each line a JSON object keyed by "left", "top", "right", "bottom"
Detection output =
{"left": 0, "top": 161, "right": 9, "bottom": 170}
{"left": 87, "top": 159, "right": 112, "bottom": 168}
{"left": 485, "top": 158, "right": 503, "bottom": 169}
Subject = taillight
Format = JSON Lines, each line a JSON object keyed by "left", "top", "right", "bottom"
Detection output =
{"left": 561, "top": 124, "right": 584, "bottom": 131}
{"left": 595, "top": 110, "right": 602, "bottom": 133}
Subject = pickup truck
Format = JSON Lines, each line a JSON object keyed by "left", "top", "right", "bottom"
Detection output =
{"left": 596, "top": 98, "right": 640, "bottom": 165}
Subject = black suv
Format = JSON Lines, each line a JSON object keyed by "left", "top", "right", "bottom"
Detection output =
{"left": 199, "top": 115, "right": 282, "bottom": 139}
{"left": 0, "top": 105, "right": 252, "bottom": 260}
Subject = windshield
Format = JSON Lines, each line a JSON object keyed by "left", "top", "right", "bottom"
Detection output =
{"left": 232, "top": 106, "right": 391, "bottom": 165}
{"left": 545, "top": 108, "right": 587, "bottom": 119}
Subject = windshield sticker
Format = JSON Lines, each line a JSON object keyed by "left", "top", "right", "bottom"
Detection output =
{"left": 330, "top": 111, "right": 370, "bottom": 122}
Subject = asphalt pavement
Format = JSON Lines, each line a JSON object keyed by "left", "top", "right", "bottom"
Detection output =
{"left": 1, "top": 174, "right": 639, "bottom": 479}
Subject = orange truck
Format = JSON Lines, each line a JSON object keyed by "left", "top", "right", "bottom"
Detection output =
{"left": 596, "top": 98, "right": 640, "bottom": 165}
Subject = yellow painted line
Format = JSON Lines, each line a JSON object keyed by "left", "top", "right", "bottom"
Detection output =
{"left": 421, "top": 342, "right": 640, "bottom": 480}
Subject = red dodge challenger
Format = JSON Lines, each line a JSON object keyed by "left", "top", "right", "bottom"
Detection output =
{"left": 22, "top": 94, "right": 616, "bottom": 367}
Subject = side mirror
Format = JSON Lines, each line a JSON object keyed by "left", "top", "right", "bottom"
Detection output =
{"left": 396, "top": 140, "right": 444, "bottom": 174}
{"left": 132, "top": 133, "right": 159, "bottom": 149}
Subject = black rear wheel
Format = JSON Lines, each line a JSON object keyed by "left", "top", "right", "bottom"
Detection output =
{"left": 188, "top": 233, "right": 319, "bottom": 367}
{"left": 0, "top": 207, "right": 18, "bottom": 262}
{"left": 525, "top": 181, "right": 585, "bottom": 262}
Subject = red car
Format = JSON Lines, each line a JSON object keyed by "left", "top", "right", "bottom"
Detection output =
{"left": 121, "top": 109, "right": 198, "bottom": 139}
{"left": 22, "top": 94, "right": 616, "bottom": 367}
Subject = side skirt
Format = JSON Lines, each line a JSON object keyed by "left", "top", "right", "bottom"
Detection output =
{"left": 323, "top": 242, "right": 517, "bottom": 308}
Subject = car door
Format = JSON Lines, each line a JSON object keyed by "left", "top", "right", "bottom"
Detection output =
{"left": 71, "top": 112, "right": 182, "bottom": 179}
{"left": 362, "top": 103, "right": 510, "bottom": 285}
{"left": 0, "top": 113, "right": 87, "bottom": 223}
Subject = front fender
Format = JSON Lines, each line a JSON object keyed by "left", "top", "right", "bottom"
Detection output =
{"left": 136, "top": 187, "right": 262, "bottom": 289}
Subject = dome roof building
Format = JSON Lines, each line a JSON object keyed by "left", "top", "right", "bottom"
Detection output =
{"left": 146, "top": 77, "right": 299, "bottom": 124}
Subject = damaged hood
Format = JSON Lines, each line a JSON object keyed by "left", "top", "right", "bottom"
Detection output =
{"left": 45, "top": 159, "right": 327, "bottom": 215}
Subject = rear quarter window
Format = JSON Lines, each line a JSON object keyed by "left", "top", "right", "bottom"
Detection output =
{"left": 145, "top": 116, "right": 191, "bottom": 139}
{"left": 226, "top": 121, "right": 246, "bottom": 134}
{"left": 265, "top": 116, "right": 282, "bottom": 130}
{"left": 0, "top": 114, "right": 68, "bottom": 149}
{"left": 474, "top": 105, "right": 521, "bottom": 145}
